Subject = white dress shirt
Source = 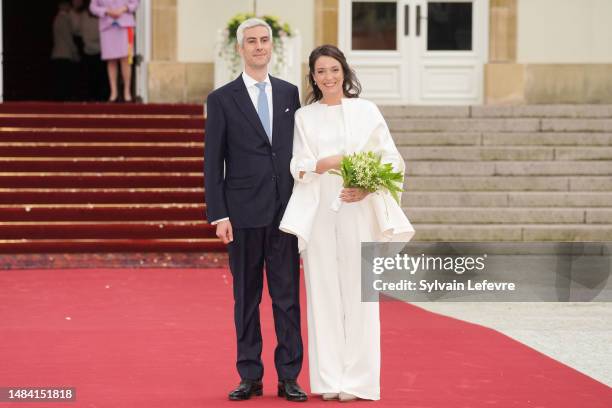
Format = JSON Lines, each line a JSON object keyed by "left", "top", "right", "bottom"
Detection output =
{"left": 210, "top": 72, "right": 274, "bottom": 226}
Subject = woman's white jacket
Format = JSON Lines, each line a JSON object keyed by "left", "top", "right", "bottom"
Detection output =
{"left": 279, "top": 98, "right": 415, "bottom": 252}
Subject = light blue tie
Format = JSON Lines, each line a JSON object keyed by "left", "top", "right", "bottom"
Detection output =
{"left": 255, "top": 82, "right": 271, "bottom": 142}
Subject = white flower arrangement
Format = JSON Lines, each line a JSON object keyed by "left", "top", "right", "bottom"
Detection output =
{"left": 218, "top": 13, "right": 294, "bottom": 77}
{"left": 329, "top": 152, "right": 404, "bottom": 212}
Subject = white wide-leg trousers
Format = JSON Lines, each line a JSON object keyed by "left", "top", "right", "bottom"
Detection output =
{"left": 302, "top": 174, "right": 381, "bottom": 400}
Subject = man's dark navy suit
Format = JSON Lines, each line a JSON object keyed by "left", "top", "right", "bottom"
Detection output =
{"left": 204, "top": 74, "right": 302, "bottom": 381}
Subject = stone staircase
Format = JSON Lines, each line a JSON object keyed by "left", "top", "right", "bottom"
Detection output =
{"left": 381, "top": 105, "right": 612, "bottom": 241}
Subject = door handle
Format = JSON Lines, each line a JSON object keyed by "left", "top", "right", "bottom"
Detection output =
{"left": 404, "top": 5, "right": 409, "bottom": 36}
{"left": 416, "top": 5, "right": 421, "bottom": 37}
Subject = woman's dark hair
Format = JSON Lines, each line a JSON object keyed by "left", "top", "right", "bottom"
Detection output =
{"left": 306, "top": 44, "right": 361, "bottom": 104}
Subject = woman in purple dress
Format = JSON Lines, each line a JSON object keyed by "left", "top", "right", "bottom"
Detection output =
{"left": 89, "top": 0, "right": 139, "bottom": 102}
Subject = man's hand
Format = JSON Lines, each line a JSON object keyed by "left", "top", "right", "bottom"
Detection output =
{"left": 215, "top": 219, "right": 234, "bottom": 244}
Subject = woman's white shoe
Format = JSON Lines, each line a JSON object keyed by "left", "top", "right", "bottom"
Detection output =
{"left": 339, "top": 392, "right": 358, "bottom": 402}
{"left": 322, "top": 393, "right": 339, "bottom": 400}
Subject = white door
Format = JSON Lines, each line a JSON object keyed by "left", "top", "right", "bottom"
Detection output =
{"left": 339, "top": 0, "right": 488, "bottom": 105}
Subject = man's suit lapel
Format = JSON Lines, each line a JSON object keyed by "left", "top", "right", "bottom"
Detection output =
{"left": 231, "top": 76, "right": 271, "bottom": 146}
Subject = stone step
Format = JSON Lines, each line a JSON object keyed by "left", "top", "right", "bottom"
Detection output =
{"left": 394, "top": 132, "right": 482, "bottom": 146}
{"left": 393, "top": 132, "right": 612, "bottom": 147}
{"left": 404, "top": 176, "right": 612, "bottom": 191}
{"left": 412, "top": 224, "right": 612, "bottom": 241}
{"left": 508, "top": 191, "right": 612, "bottom": 207}
{"left": 388, "top": 118, "right": 541, "bottom": 133}
{"left": 402, "top": 192, "right": 612, "bottom": 207}
{"left": 542, "top": 119, "right": 612, "bottom": 132}
{"left": 406, "top": 162, "right": 495, "bottom": 176}
{"left": 388, "top": 118, "right": 612, "bottom": 133}
{"left": 405, "top": 161, "right": 612, "bottom": 176}
{"left": 381, "top": 105, "right": 612, "bottom": 119}
{"left": 555, "top": 147, "right": 612, "bottom": 160}
{"left": 399, "top": 146, "right": 612, "bottom": 161}
{"left": 470, "top": 105, "right": 612, "bottom": 119}
{"left": 586, "top": 209, "right": 612, "bottom": 223}
{"left": 381, "top": 105, "right": 612, "bottom": 243}
{"left": 405, "top": 207, "right": 612, "bottom": 224}
{"left": 381, "top": 106, "right": 470, "bottom": 118}
{"left": 481, "top": 133, "right": 612, "bottom": 146}
{"left": 521, "top": 225, "right": 612, "bottom": 241}
{"left": 569, "top": 177, "right": 612, "bottom": 191}
{"left": 400, "top": 146, "right": 554, "bottom": 160}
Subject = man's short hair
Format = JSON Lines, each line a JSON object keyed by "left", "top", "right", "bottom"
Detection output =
{"left": 236, "top": 18, "right": 273, "bottom": 47}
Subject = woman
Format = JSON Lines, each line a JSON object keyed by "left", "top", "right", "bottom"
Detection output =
{"left": 280, "top": 45, "right": 414, "bottom": 401}
{"left": 89, "top": 0, "right": 139, "bottom": 102}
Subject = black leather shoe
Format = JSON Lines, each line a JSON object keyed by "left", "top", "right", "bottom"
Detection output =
{"left": 277, "top": 379, "right": 307, "bottom": 402}
{"left": 228, "top": 379, "right": 263, "bottom": 401}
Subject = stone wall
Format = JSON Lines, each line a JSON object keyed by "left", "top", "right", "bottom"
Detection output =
{"left": 148, "top": 0, "right": 214, "bottom": 103}
{"left": 485, "top": 0, "right": 612, "bottom": 105}
{"left": 146, "top": 0, "right": 612, "bottom": 105}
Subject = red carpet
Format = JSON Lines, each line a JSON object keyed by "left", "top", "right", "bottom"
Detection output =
{"left": 0, "top": 102, "right": 203, "bottom": 115}
{"left": 0, "top": 102, "right": 217, "bottom": 253}
{"left": 0, "top": 268, "right": 609, "bottom": 407}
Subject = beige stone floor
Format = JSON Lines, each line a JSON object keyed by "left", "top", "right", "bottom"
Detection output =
{"left": 412, "top": 302, "right": 612, "bottom": 386}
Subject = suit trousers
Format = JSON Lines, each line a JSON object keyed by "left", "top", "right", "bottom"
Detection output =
{"left": 227, "top": 199, "right": 302, "bottom": 381}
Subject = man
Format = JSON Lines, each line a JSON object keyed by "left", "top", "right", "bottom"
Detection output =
{"left": 204, "top": 18, "right": 306, "bottom": 402}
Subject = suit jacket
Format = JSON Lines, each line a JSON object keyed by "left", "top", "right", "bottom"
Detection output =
{"left": 204, "top": 75, "right": 301, "bottom": 229}
{"left": 90, "top": 0, "right": 138, "bottom": 31}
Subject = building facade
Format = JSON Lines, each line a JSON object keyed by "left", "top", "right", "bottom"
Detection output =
{"left": 144, "top": 0, "right": 612, "bottom": 105}
{"left": 2, "top": 0, "right": 609, "bottom": 104}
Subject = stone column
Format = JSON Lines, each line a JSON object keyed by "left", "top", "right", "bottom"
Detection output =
{"left": 148, "top": 0, "right": 182, "bottom": 103}
{"left": 307, "top": 0, "right": 340, "bottom": 99}
{"left": 152, "top": 0, "right": 177, "bottom": 61}
{"left": 147, "top": 0, "right": 218, "bottom": 104}
{"left": 485, "top": 0, "right": 524, "bottom": 105}
{"left": 315, "top": 0, "right": 339, "bottom": 46}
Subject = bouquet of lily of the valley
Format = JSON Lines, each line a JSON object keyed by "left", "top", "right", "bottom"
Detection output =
{"left": 329, "top": 151, "right": 404, "bottom": 211}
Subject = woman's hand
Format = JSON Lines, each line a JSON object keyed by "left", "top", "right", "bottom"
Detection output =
{"left": 107, "top": 6, "right": 128, "bottom": 18}
{"left": 315, "top": 155, "right": 343, "bottom": 174}
{"left": 340, "top": 188, "right": 369, "bottom": 203}
{"left": 106, "top": 9, "right": 120, "bottom": 18}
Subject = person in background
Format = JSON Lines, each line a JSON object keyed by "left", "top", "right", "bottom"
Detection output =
{"left": 51, "top": 0, "right": 80, "bottom": 101}
{"left": 80, "top": 0, "right": 108, "bottom": 101}
{"left": 89, "top": 0, "right": 139, "bottom": 102}
{"left": 70, "top": 0, "right": 86, "bottom": 49}
{"left": 70, "top": 0, "right": 87, "bottom": 99}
